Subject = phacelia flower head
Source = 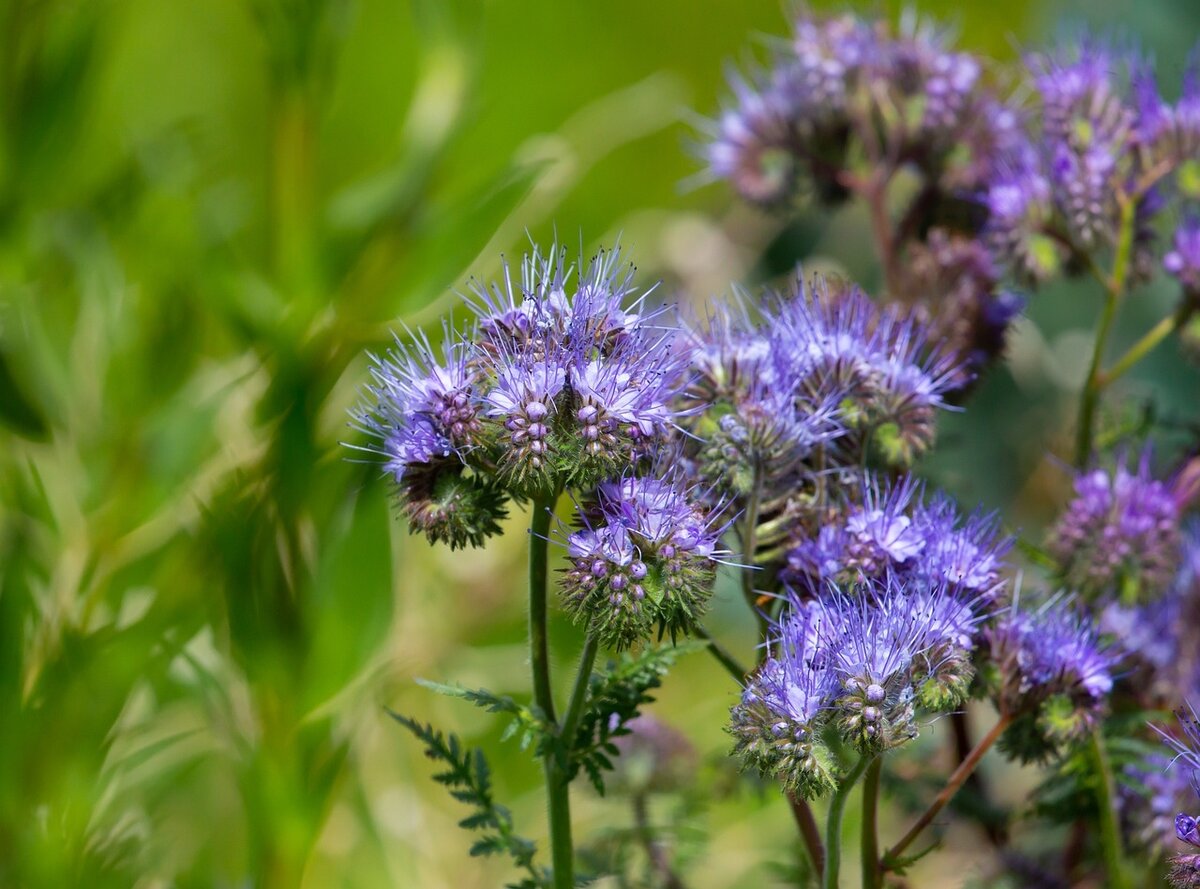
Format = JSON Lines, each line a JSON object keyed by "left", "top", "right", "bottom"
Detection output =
{"left": 1048, "top": 450, "right": 1183, "bottom": 602}
{"left": 732, "top": 572, "right": 989, "bottom": 789}
{"left": 705, "top": 14, "right": 1011, "bottom": 212}
{"left": 559, "top": 467, "right": 726, "bottom": 649}
{"left": 1133, "top": 51, "right": 1200, "bottom": 176}
{"left": 1031, "top": 43, "right": 1135, "bottom": 249}
{"left": 352, "top": 327, "right": 509, "bottom": 549}
{"left": 818, "top": 579, "right": 986, "bottom": 751}
{"left": 350, "top": 240, "right": 692, "bottom": 544}
{"left": 467, "top": 242, "right": 688, "bottom": 495}
{"left": 986, "top": 595, "right": 1117, "bottom": 761}
{"left": 1123, "top": 752, "right": 1198, "bottom": 855}
{"left": 731, "top": 603, "right": 839, "bottom": 799}
{"left": 679, "top": 291, "right": 845, "bottom": 503}
{"left": 785, "top": 472, "right": 1011, "bottom": 600}
{"left": 773, "top": 275, "right": 967, "bottom": 468}
{"left": 706, "top": 71, "right": 801, "bottom": 207}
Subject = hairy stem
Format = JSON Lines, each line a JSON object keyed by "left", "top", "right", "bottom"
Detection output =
{"left": 560, "top": 634, "right": 599, "bottom": 749}
{"left": 741, "top": 467, "right": 767, "bottom": 644}
{"left": 824, "top": 755, "right": 871, "bottom": 889}
{"left": 861, "top": 756, "right": 883, "bottom": 889}
{"left": 883, "top": 713, "right": 1012, "bottom": 870}
{"left": 1091, "top": 728, "right": 1132, "bottom": 889}
{"left": 529, "top": 496, "right": 573, "bottom": 889}
{"left": 864, "top": 173, "right": 902, "bottom": 299}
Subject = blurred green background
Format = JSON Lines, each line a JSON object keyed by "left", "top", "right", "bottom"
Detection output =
{"left": 2, "top": 1, "right": 1199, "bottom": 887}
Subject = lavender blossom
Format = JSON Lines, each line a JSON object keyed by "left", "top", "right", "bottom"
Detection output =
{"left": 679, "top": 292, "right": 845, "bottom": 501}
{"left": 1123, "top": 753, "right": 1197, "bottom": 855}
{"left": 731, "top": 604, "right": 838, "bottom": 798}
{"left": 353, "top": 328, "right": 509, "bottom": 549}
{"left": 1048, "top": 451, "right": 1182, "bottom": 601}
{"left": 468, "top": 243, "right": 688, "bottom": 494}
{"left": 785, "top": 473, "right": 1011, "bottom": 600}
{"left": 559, "top": 470, "right": 724, "bottom": 648}
{"left": 1032, "top": 44, "right": 1134, "bottom": 249}
{"left": 986, "top": 597, "right": 1117, "bottom": 761}
{"left": 773, "top": 277, "right": 967, "bottom": 467}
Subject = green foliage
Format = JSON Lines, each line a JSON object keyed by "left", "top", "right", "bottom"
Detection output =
{"left": 415, "top": 678, "right": 550, "bottom": 752}
{"left": 389, "top": 711, "right": 549, "bottom": 889}
{"left": 569, "top": 643, "right": 703, "bottom": 794}
{"left": 1029, "top": 720, "right": 1160, "bottom": 825}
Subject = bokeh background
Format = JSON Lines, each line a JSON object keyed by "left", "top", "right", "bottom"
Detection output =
{"left": 2, "top": 0, "right": 1199, "bottom": 886}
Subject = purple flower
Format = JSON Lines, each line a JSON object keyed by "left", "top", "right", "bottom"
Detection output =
{"left": 353, "top": 326, "right": 482, "bottom": 489}
{"left": 468, "top": 244, "right": 644, "bottom": 357}
{"left": 1123, "top": 752, "right": 1198, "bottom": 853}
{"left": 484, "top": 357, "right": 567, "bottom": 474}
{"left": 1166, "top": 217, "right": 1200, "bottom": 294}
{"left": 679, "top": 294, "right": 845, "bottom": 498}
{"left": 987, "top": 596, "right": 1117, "bottom": 710}
{"left": 815, "top": 577, "right": 988, "bottom": 748}
{"left": 786, "top": 473, "right": 1012, "bottom": 600}
{"left": 913, "top": 493, "right": 1011, "bottom": 595}
{"left": 560, "top": 469, "right": 725, "bottom": 648}
{"left": 752, "top": 605, "right": 837, "bottom": 728}
{"left": 731, "top": 603, "right": 839, "bottom": 799}
{"left": 1049, "top": 450, "right": 1183, "bottom": 600}
{"left": 773, "top": 277, "right": 967, "bottom": 466}
{"left": 788, "top": 474, "right": 925, "bottom": 582}
{"left": 706, "top": 73, "right": 799, "bottom": 206}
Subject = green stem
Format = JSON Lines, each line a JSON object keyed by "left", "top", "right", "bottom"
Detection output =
{"left": 741, "top": 467, "right": 766, "bottom": 644}
{"left": 1091, "top": 728, "right": 1132, "bottom": 889}
{"left": 1101, "top": 303, "right": 1195, "bottom": 387}
{"left": 1075, "top": 199, "right": 1135, "bottom": 468}
{"left": 1075, "top": 286, "right": 1120, "bottom": 468}
{"left": 824, "top": 755, "right": 871, "bottom": 889}
{"left": 560, "top": 635, "right": 599, "bottom": 748}
{"left": 529, "top": 496, "right": 573, "bottom": 889}
{"left": 860, "top": 757, "right": 883, "bottom": 889}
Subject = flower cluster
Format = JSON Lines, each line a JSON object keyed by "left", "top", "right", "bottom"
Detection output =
{"left": 985, "top": 597, "right": 1117, "bottom": 761}
{"left": 731, "top": 576, "right": 988, "bottom": 797}
{"left": 560, "top": 470, "right": 725, "bottom": 648}
{"left": 706, "top": 16, "right": 1011, "bottom": 209}
{"left": 1048, "top": 451, "right": 1183, "bottom": 602}
{"left": 354, "top": 242, "right": 727, "bottom": 651}
{"left": 705, "top": 14, "right": 1027, "bottom": 384}
{"left": 354, "top": 244, "right": 695, "bottom": 548}
{"left": 987, "top": 44, "right": 1200, "bottom": 285}
{"left": 784, "top": 472, "right": 1011, "bottom": 597}
{"left": 681, "top": 275, "right": 966, "bottom": 496}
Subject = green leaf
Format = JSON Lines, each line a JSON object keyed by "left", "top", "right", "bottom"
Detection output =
{"left": 568, "top": 641, "right": 701, "bottom": 792}
{"left": 0, "top": 346, "right": 49, "bottom": 440}
{"left": 389, "top": 710, "right": 549, "bottom": 887}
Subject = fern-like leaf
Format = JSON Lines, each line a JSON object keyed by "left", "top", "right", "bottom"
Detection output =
{"left": 389, "top": 710, "right": 549, "bottom": 888}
